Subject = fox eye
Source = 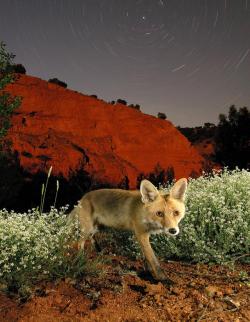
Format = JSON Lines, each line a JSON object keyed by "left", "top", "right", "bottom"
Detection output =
{"left": 173, "top": 210, "right": 179, "bottom": 217}
{"left": 156, "top": 211, "right": 164, "bottom": 218}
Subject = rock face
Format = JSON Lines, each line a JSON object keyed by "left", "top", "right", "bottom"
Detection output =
{"left": 6, "top": 74, "right": 204, "bottom": 188}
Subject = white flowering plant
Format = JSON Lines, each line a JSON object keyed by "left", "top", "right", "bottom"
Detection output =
{"left": 152, "top": 168, "right": 250, "bottom": 264}
{"left": 0, "top": 206, "right": 91, "bottom": 294}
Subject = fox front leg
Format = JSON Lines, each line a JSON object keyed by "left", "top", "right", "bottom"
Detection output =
{"left": 135, "top": 232, "right": 172, "bottom": 283}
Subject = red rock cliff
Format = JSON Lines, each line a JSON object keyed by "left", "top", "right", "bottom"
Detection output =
{"left": 5, "top": 74, "right": 204, "bottom": 188}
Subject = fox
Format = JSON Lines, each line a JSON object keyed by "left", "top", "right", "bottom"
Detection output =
{"left": 69, "top": 178, "right": 187, "bottom": 282}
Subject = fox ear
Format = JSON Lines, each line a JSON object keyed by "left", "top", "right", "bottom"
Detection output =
{"left": 140, "top": 180, "right": 159, "bottom": 203}
{"left": 170, "top": 178, "right": 187, "bottom": 201}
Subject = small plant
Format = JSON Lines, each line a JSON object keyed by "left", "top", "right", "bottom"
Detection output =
{"left": 48, "top": 78, "right": 67, "bottom": 88}
{"left": 11, "top": 64, "right": 26, "bottom": 74}
{"left": 157, "top": 112, "right": 167, "bottom": 120}
{"left": 128, "top": 104, "right": 141, "bottom": 111}
{"left": 39, "top": 166, "right": 52, "bottom": 214}
{"left": 53, "top": 180, "right": 59, "bottom": 208}
{"left": 238, "top": 270, "right": 249, "bottom": 282}
{"left": 117, "top": 98, "right": 127, "bottom": 105}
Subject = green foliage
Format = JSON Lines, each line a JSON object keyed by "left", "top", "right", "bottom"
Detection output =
{"left": 215, "top": 105, "right": 250, "bottom": 169}
{"left": 0, "top": 207, "right": 100, "bottom": 295}
{"left": 0, "top": 41, "right": 21, "bottom": 147}
{"left": 152, "top": 169, "right": 250, "bottom": 264}
{"left": 39, "top": 166, "right": 53, "bottom": 214}
{"left": 0, "top": 42, "right": 16, "bottom": 89}
{"left": 0, "top": 93, "right": 21, "bottom": 140}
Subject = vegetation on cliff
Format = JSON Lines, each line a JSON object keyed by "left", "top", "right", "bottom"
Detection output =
{"left": 0, "top": 42, "right": 21, "bottom": 145}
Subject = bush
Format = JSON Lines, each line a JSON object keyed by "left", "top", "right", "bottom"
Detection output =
{"left": 128, "top": 104, "right": 141, "bottom": 111}
{"left": 117, "top": 98, "right": 127, "bottom": 105}
{"left": 152, "top": 168, "right": 250, "bottom": 264}
{"left": 157, "top": 112, "right": 167, "bottom": 120}
{"left": 48, "top": 78, "right": 67, "bottom": 88}
{"left": 0, "top": 207, "right": 99, "bottom": 295}
{"left": 12, "top": 64, "right": 26, "bottom": 74}
{"left": 0, "top": 42, "right": 21, "bottom": 147}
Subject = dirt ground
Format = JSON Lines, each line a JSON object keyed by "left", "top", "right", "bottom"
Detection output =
{"left": 0, "top": 256, "right": 249, "bottom": 322}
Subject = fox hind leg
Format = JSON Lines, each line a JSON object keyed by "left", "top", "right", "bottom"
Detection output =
{"left": 76, "top": 202, "right": 96, "bottom": 251}
{"left": 92, "top": 234, "right": 102, "bottom": 252}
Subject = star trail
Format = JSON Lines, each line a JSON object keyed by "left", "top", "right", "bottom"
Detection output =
{"left": 0, "top": 0, "right": 249, "bottom": 126}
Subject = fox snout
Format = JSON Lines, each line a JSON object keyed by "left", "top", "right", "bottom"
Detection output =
{"left": 164, "top": 215, "right": 182, "bottom": 236}
{"left": 167, "top": 227, "right": 179, "bottom": 236}
{"left": 163, "top": 222, "right": 180, "bottom": 236}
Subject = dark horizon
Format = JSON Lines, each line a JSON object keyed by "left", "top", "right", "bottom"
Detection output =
{"left": 0, "top": 0, "right": 250, "bottom": 127}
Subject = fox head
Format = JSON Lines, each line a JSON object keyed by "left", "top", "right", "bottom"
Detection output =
{"left": 140, "top": 178, "right": 187, "bottom": 236}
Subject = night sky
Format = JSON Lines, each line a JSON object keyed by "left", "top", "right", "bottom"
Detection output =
{"left": 0, "top": 0, "right": 250, "bottom": 126}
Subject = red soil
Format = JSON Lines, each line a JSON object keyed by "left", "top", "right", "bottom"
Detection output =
{"left": 5, "top": 75, "right": 204, "bottom": 188}
{"left": 1, "top": 257, "right": 249, "bottom": 321}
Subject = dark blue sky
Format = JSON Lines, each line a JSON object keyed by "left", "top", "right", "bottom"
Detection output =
{"left": 1, "top": 0, "right": 250, "bottom": 126}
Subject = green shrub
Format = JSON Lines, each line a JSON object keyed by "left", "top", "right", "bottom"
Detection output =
{"left": 152, "top": 168, "right": 250, "bottom": 264}
{"left": 0, "top": 206, "right": 94, "bottom": 294}
{"left": 0, "top": 41, "right": 21, "bottom": 147}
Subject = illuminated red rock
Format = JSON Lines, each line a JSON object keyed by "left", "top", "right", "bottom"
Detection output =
{"left": 5, "top": 74, "right": 204, "bottom": 188}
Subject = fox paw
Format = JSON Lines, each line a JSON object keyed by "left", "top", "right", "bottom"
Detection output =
{"left": 153, "top": 270, "right": 175, "bottom": 285}
{"left": 161, "top": 277, "right": 175, "bottom": 286}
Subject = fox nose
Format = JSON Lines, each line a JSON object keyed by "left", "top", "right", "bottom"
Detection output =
{"left": 168, "top": 228, "right": 177, "bottom": 235}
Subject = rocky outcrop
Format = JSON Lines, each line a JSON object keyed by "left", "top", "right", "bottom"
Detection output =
{"left": 6, "top": 74, "right": 204, "bottom": 188}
